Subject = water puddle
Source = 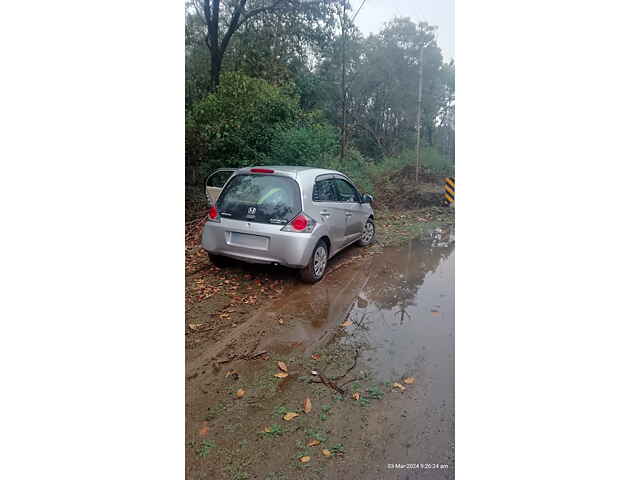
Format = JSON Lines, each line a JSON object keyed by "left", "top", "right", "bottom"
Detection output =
{"left": 338, "top": 227, "right": 454, "bottom": 475}
{"left": 341, "top": 226, "right": 454, "bottom": 385}
{"left": 255, "top": 227, "right": 454, "bottom": 473}
{"left": 189, "top": 226, "right": 455, "bottom": 478}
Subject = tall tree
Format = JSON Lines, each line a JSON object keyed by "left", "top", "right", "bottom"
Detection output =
{"left": 197, "top": 0, "right": 336, "bottom": 92}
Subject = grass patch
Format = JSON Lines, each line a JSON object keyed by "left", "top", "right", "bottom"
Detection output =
{"left": 273, "top": 405, "right": 288, "bottom": 417}
{"left": 365, "top": 385, "right": 384, "bottom": 400}
{"left": 329, "top": 443, "right": 345, "bottom": 455}
{"left": 306, "top": 429, "right": 327, "bottom": 443}
{"left": 197, "top": 440, "right": 216, "bottom": 457}
{"left": 259, "top": 424, "right": 284, "bottom": 437}
{"left": 204, "top": 402, "right": 227, "bottom": 421}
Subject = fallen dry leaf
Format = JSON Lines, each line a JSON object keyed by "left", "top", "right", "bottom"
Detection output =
{"left": 311, "top": 353, "right": 321, "bottom": 361}
{"left": 303, "top": 397, "right": 312, "bottom": 413}
{"left": 403, "top": 377, "right": 416, "bottom": 384}
{"left": 340, "top": 320, "right": 353, "bottom": 327}
{"left": 352, "top": 392, "right": 360, "bottom": 401}
{"left": 299, "top": 456, "right": 311, "bottom": 463}
{"left": 322, "top": 449, "right": 332, "bottom": 457}
{"left": 262, "top": 426, "right": 272, "bottom": 433}
{"left": 236, "top": 388, "right": 245, "bottom": 399}
{"left": 283, "top": 412, "right": 299, "bottom": 421}
{"left": 392, "top": 382, "right": 406, "bottom": 391}
{"left": 277, "top": 361, "right": 288, "bottom": 372}
{"left": 278, "top": 319, "right": 284, "bottom": 325}
{"left": 307, "top": 439, "right": 320, "bottom": 447}
{"left": 274, "top": 372, "right": 288, "bottom": 378}
{"left": 198, "top": 424, "right": 209, "bottom": 437}
{"left": 188, "top": 323, "right": 201, "bottom": 330}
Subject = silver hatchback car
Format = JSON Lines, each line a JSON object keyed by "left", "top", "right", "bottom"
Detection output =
{"left": 201, "top": 166, "right": 375, "bottom": 283}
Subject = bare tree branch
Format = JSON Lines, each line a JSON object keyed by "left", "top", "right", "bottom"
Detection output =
{"left": 236, "top": 0, "right": 289, "bottom": 30}
{"left": 220, "top": 0, "right": 248, "bottom": 53}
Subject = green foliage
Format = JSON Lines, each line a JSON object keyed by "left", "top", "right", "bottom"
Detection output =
{"left": 307, "top": 430, "right": 327, "bottom": 442}
{"left": 329, "top": 443, "right": 345, "bottom": 454}
{"left": 324, "top": 149, "right": 374, "bottom": 194}
{"left": 259, "top": 424, "right": 284, "bottom": 437}
{"left": 273, "top": 405, "right": 289, "bottom": 417}
{"left": 365, "top": 385, "right": 384, "bottom": 400}
{"left": 368, "top": 147, "right": 454, "bottom": 178}
{"left": 186, "top": 72, "right": 301, "bottom": 175}
{"left": 184, "top": 5, "right": 455, "bottom": 217}
{"left": 197, "top": 440, "right": 216, "bottom": 457}
{"left": 269, "top": 122, "right": 338, "bottom": 167}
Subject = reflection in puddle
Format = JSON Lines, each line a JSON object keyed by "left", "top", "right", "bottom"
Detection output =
{"left": 342, "top": 226, "right": 454, "bottom": 381}
{"left": 340, "top": 226, "right": 454, "bottom": 475}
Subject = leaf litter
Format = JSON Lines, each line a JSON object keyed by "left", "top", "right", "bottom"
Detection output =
{"left": 303, "top": 397, "right": 312, "bottom": 413}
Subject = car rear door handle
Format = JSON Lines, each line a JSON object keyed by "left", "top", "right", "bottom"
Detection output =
{"left": 345, "top": 212, "right": 353, "bottom": 217}
{"left": 320, "top": 210, "right": 331, "bottom": 217}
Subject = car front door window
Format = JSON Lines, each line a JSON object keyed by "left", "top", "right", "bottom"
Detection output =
{"left": 333, "top": 178, "right": 359, "bottom": 203}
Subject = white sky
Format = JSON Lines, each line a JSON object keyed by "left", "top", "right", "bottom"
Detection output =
{"left": 352, "top": 0, "right": 454, "bottom": 61}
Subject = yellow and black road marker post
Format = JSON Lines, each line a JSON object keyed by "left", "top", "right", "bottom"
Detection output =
{"left": 444, "top": 177, "right": 455, "bottom": 205}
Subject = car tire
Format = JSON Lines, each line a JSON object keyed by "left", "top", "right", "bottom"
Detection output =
{"left": 300, "top": 240, "right": 329, "bottom": 284}
{"left": 208, "top": 252, "right": 229, "bottom": 268}
{"left": 357, "top": 218, "right": 375, "bottom": 247}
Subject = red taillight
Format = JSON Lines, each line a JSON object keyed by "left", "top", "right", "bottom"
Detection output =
{"left": 250, "top": 168, "right": 274, "bottom": 173}
{"left": 291, "top": 215, "right": 308, "bottom": 231}
{"left": 209, "top": 206, "right": 218, "bottom": 219}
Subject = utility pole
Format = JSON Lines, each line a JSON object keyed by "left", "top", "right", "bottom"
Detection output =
{"left": 415, "top": 45, "right": 424, "bottom": 183}
{"left": 340, "top": 0, "right": 347, "bottom": 161}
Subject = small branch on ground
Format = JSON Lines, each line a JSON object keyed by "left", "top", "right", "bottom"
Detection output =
{"left": 311, "top": 372, "right": 345, "bottom": 395}
{"left": 334, "top": 349, "right": 359, "bottom": 381}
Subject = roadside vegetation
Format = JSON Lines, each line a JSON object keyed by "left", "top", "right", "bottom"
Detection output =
{"left": 186, "top": 1, "right": 454, "bottom": 220}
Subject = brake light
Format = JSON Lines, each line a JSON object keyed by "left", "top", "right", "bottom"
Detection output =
{"left": 208, "top": 206, "right": 220, "bottom": 222}
{"left": 281, "top": 212, "right": 316, "bottom": 233}
{"left": 291, "top": 215, "right": 308, "bottom": 231}
{"left": 250, "top": 168, "right": 274, "bottom": 174}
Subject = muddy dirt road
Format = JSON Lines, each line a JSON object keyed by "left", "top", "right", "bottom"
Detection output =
{"left": 186, "top": 222, "right": 454, "bottom": 479}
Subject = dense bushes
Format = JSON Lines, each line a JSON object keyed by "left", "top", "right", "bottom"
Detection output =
{"left": 270, "top": 123, "right": 338, "bottom": 167}
{"left": 369, "top": 147, "right": 454, "bottom": 179}
{"left": 186, "top": 72, "right": 301, "bottom": 177}
{"left": 185, "top": 72, "right": 453, "bottom": 216}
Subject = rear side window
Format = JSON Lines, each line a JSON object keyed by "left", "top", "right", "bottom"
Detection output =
{"left": 206, "top": 170, "right": 234, "bottom": 188}
{"left": 217, "top": 174, "right": 301, "bottom": 224}
{"left": 312, "top": 179, "right": 337, "bottom": 202}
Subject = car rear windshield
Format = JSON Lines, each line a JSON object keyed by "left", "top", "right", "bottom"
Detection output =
{"left": 216, "top": 174, "right": 301, "bottom": 224}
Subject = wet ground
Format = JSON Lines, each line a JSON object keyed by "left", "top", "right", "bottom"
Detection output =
{"left": 186, "top": 224, "right": 454, "bottom": 479}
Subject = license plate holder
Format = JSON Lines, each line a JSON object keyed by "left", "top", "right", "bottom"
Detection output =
{"left": 226, "top": 232, "right": 269, "bottom": 251}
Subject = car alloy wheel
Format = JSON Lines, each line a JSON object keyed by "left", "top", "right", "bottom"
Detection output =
{"left": 313, "top": 244, "right": 327, "bottom": 278}
{"left": 362, "top": 221, "right": 374, "bottom": 244}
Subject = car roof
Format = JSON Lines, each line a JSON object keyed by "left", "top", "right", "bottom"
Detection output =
{"left": 234, "top": 165, "right": 344, "bottom": 181}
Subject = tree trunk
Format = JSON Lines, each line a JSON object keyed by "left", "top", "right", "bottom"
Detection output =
{"left": 211, "top": 51, "right": 222, "bottom": 91}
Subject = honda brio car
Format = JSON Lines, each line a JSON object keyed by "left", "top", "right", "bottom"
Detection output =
{"left": 201, "top": 166, "right": 375, "bottom": 283}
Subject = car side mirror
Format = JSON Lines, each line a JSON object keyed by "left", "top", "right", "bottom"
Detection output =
{"left": 361, "top": 194, "right": 374, "bottom": 204}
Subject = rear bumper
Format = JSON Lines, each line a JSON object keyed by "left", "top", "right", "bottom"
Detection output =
{"left": 201, "top": 219, "right": 318, "bottom": 268}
